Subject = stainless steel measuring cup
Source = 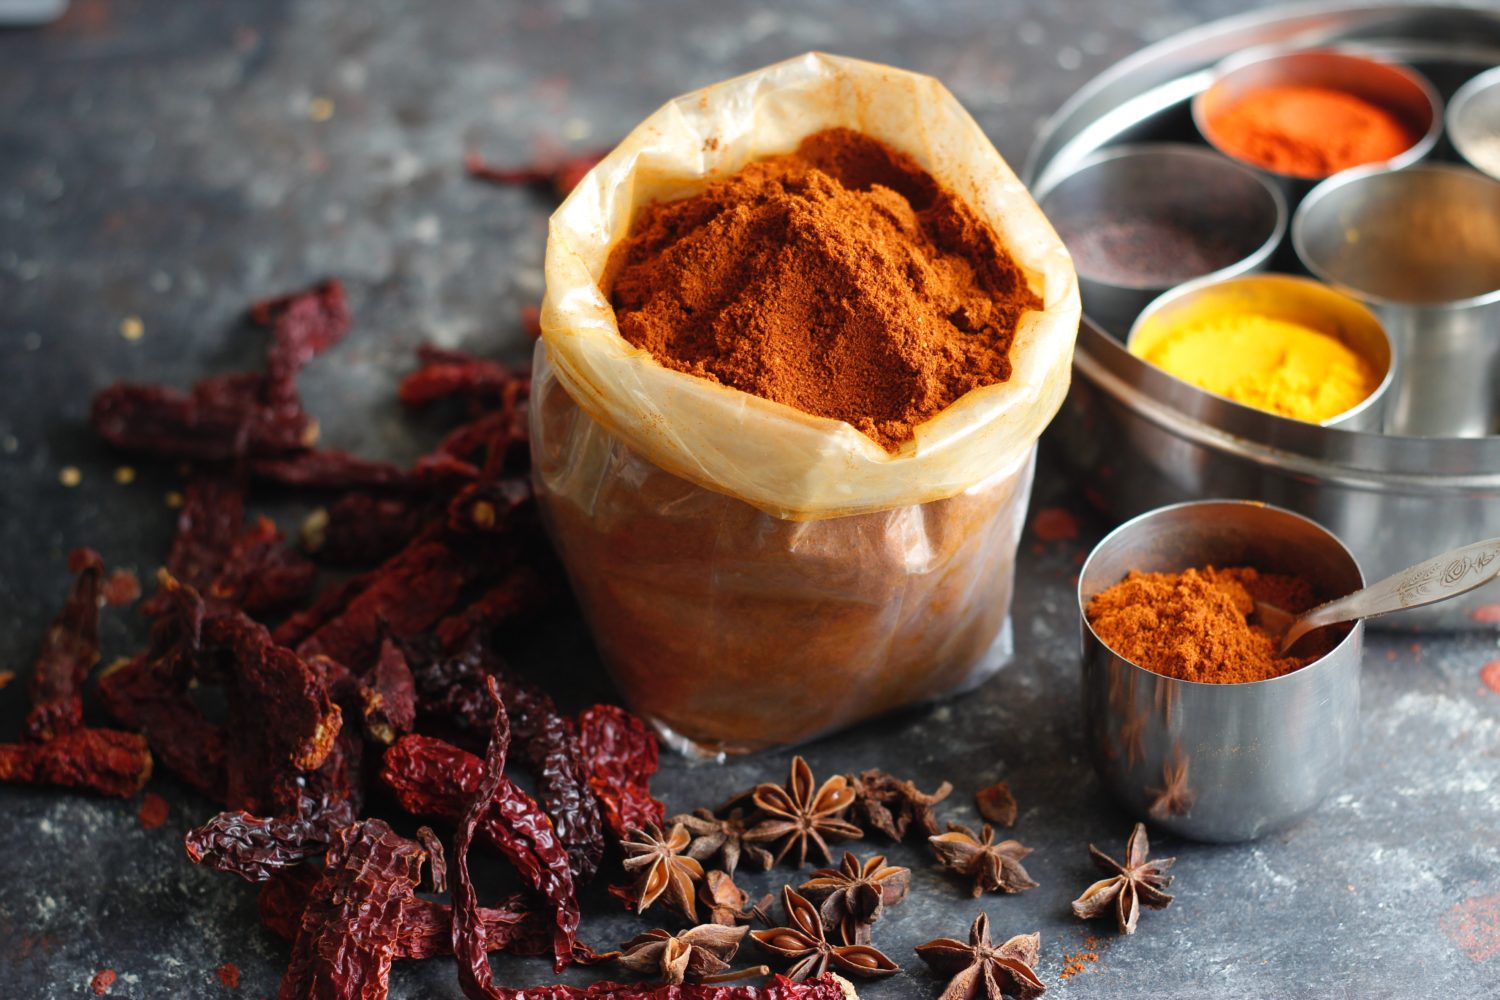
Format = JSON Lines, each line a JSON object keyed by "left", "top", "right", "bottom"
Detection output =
{"left": 1294, "top": 163, "right": 1500, "bottom": 437}
{"left": 1078, "top": 500, "right": 1365, "bottom": 842}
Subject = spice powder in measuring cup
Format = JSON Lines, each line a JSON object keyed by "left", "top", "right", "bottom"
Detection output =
{"left": 1087, "top": 565, "right": 1336, "bottom": 684}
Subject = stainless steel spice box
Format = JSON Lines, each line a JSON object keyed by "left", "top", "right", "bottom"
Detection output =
{"left": 1026, "top": 3, "right": 1500, "bottom": 630}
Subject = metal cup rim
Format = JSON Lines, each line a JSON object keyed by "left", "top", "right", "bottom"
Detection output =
{"left": 1124, "top": 272, "right": 1396, "bottom": 429}
{"left": 1191, "top": 46, "right": 1443, "bottom": 182}
{"left": 1033, "top": 141, "right": 1288, "bottom": 293}
{"left": 1077, "top": 499, "right": 1366, "bottom": 688}
{"left": 1292, "top": 161, "right": 1500, "bottom": 311}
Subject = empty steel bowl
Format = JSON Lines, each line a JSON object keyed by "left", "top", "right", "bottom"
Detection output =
{"left": 1035, "top": 143, "right": 1285, "bottom": 336}
{"left": 1127, "top": 273, "right": 1394, "bottom": 430}
{"left": 1294, "top": 163, "right": 1500, "bottom": 437}
{"left": 1193, "top": 48, "right": 1441, "bottom": 195}
{"left": 1078, "top": 500, "right": 1365, "bottom": 842}
{"left": 1448, "top": 66, "right": 1500, "bottom": 182}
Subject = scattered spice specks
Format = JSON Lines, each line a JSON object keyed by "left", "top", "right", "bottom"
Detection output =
{"left": 165, "top": 490, "right": 184, "bottom": 509}
{"left": 90, "top": 969, "right": 117, "bottom": 995}
{"left": 1472, "top": 604, "right": 1500, "bottom": 624}
{"left": 1059, "top": 935, "right": 1100, "bottom": 979}
{"left": 113, "top": 465, "right": 136, "bottom": 484}
{"left": 59, "top": 466, "right": 81, "bottom": 487}
{"left": 1481, "top": 661, "right": 1500, "bottom": 697}
{"left": 308, "top": 96, "right": 335, "bottom": 122}
{"left": 1032, "top": 506, "right": 1080, "bottom": 542}
{"left": 216, "top": 962, "right": 241, "bottom": 988}
{"left": 1440, "top": 892, "right": 1500, "bottom": 962}
{"left": 138, "top": 792, "right": 170, "bottom": 830}
{"left": 104, "top": 569, "right": 141, "bottom": 606}
{"left": 119, "top": 316, "right": 144, "bottom": 341}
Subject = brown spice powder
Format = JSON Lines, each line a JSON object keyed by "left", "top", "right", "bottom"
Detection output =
{"left": 1086, "top": 566, "right": 1332, "bottom": 684}
{"left": 605, "top": 127, "right": 1039, "bottom": 451}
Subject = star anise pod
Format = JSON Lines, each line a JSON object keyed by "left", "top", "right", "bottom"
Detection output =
{"left": 845, "top": 769, "right": 953, "bottom": 841}
{"left": 1071, "top": 822, "right": 1175, "bottom": 935}
{"left": 975, "top": 781, "right": 1018, "bottom": 828}
{"left": 670, "top": 807, "right": 773, "bottom": 876}
{"left": 750, "top": 886, "right": 899, "bottom": 982}
{"left": 617, "top": 924, "right": 755, "bottom": 985}
{"left": 619, "top": 823, "right": 705, "bottom": 921}
{"left": 745, "top": 756, "right": 862, "bottom": 867}
{"left": 930, "top": 823, "right": 1038, "bottom": 897}
{"left": 699, "top": 869, "right": 767, "bottom": 927}
{"left": 799, "top": 851, "right": 910, "bottom": 944}
{"left": 915, "top": 912, "right": 1046, "bottom": 1000}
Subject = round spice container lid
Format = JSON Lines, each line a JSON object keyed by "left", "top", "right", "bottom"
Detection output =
{"left": 539, "top": 52, "right": 1081, "bottom": 521}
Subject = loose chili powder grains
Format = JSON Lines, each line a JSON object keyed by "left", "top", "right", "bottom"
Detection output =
{"left": 1087, "top": 565, "right": 1333, "bottom": 683}
{"left": 605, "top": 127, "right": 1040, "bottom": 451}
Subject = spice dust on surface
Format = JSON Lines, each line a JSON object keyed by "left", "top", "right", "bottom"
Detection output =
{"left": 1480, "top": 660, "right": 1500, "bottom": 697}
{"left": 606, "top": 127, "right": 1040, "bottom": 451}
{"left": 215, "top": 961, "right": 241, "bottom": 988}
{"left": 137, "top": 791, "right": 169, "bottom": 830}
{"left": 1440, "top": 892, "right": 1500, "bottom": 962}
{"left": 1087, "top": 566, "right": 1332, "bottom": 683}
{"left": 89, "top": 968, "right": 117, "bottom": 995}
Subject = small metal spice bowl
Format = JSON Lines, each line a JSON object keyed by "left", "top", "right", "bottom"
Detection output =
{"left": 1077, "top": 500, "right": 1365, "bottom": 843}
{"left": 1448, "top": 66, "right": 1500, "bottom": 183}
{"left": 1193, "top": 48, "right": 1441, "bottom": 198}
{"left": 1035, "top": 143, "right": 1285, "bottom": 336}
{"left": 1126, "top": 273, "right": 1394, "bottom": 430}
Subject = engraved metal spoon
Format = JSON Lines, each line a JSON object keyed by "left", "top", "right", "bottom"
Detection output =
{"left": 1256, "top": 537, "right": 1500, "bottom": 654}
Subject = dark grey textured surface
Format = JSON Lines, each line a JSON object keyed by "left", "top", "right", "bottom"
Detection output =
{"left": 2, "top": 1, "right": 1498, "bottom": 997}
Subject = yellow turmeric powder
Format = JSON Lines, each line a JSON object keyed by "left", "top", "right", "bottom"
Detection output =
{"left": 1132, "top": 312, "right": 1378, "bottom": 423}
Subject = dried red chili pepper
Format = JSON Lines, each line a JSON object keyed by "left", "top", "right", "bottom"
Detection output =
{"left": 277, "top": 818, "right": 437, "bottom": 1000}
{"left": 258, "top": 865, "right": 589, "bottom": 963}
{"left": 200, "top": 612, "right": 342, "bottom": 814}
{"left": 0, "top": 728, "right": 152, "bottom": 797}
{"left": 184, "top": 795, "right": 356, "bottom": 882}
{"left": 359, "top": 638, "right": 417, "bottom": 745}
{"left": 305, "top": 493, "right": 442, "bottom": 567}
{"left": 433, "top": 566, "right": 553, "bottom": 650}
{"left": 292, "top": 534, "right": 474, "bottom": 668}
{"left": 399, "top": 347, "right": 522, "bottom": 414}
{"left": 576, "top": 704, "right": 665, "bottom": 841}
{"left": 380, "top": 732, "right": 580, "bottom": 971}
{"left": 465, "top": 148, "right": 606, "bottom": 198}
{"left": 402, "top": 631, "right": 605, "bottom": 881}
{"left": 25, "top": 549, "right": 105, "bottom": 741}
{"left": 247, "top": 449, "right": 410, "bottom": 490}
{"left": 144, "top": 476, "right": 315, "bottom": 618}
{"left": 91, "top": 281, "right": 349, "bottom": 462}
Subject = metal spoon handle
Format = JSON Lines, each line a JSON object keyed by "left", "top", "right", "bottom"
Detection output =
{"left": 1282, "top": 537, "right": 1500, "bottom": 651}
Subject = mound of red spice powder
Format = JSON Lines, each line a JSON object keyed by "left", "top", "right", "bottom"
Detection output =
{"left": 605, "top": 127, "right": 1041, "bottom": 451}
{"left": 1205, "top": 85, "right": 1419, "bottom": 178}
{"left": 1086, "top": 565, "right": 1333, "bottom": 683}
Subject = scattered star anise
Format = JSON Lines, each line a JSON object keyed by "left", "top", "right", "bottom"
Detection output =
{"left": 617, "top": 924, "right": 759, "bottom": 985}
{"left": 750, "top": 886, "right": 899, "bottom": 982}
{"left": 975, "top": 781, "right": 1018, "bottom": 827}
{"left": 799, "top": 851, "right": 910, "bottom": 944}
{"left": 745, "top": 756, "right": 863, "bottom": 867}
{"left": 915, "top": 912, "right": 1046, "bottom": 1000}
{"left": 845, "top": 769, "right": 953, "bottom": 841}
{"left": 618, "top": 823, "right": 705, "bottom": 921}
{"left": 699, "top": 869, "right": 768, "bottom": 927}
{"left": 1071, "top": 822, "right": 1175, "bottom": 935}
{"left": 930, "top": 823, "right": 1038, "bottom": 897}
{"left": 670, "top": 807, "right": 773, "bottom": 876}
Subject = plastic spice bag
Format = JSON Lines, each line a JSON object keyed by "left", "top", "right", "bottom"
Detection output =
{"left": 533, "top": 52, "right": 1080, "bottom": 754}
